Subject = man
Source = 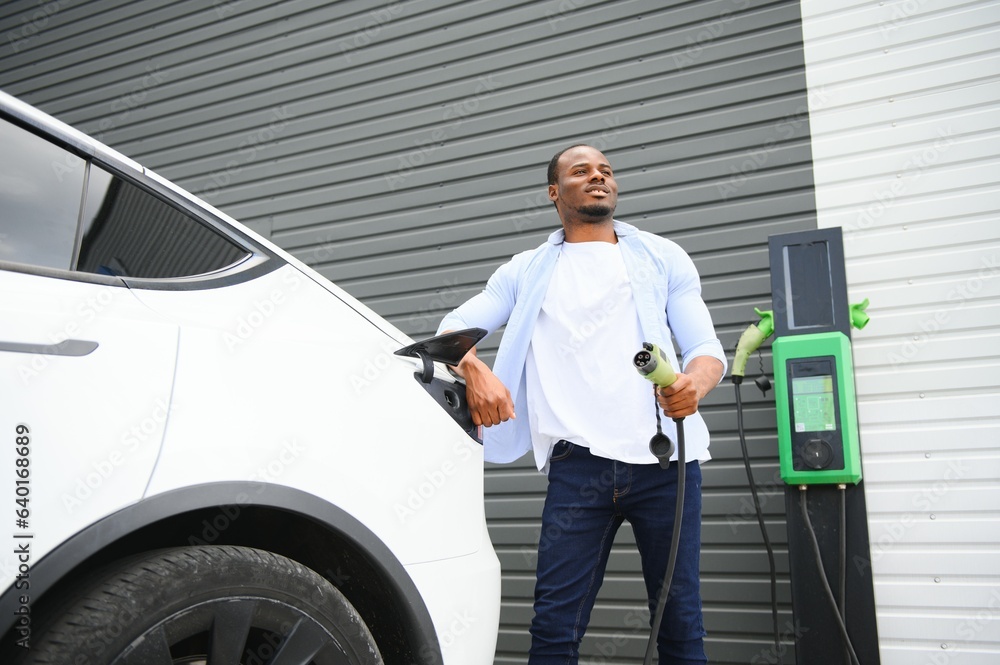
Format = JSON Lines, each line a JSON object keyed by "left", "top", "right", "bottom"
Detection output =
{"left": 438, "top": 144, "right": 726, "bottom": 664}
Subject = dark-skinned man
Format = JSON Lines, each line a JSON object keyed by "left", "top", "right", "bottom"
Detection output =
{"left": 439, "top": 144, "right": 726, "bottom": 664}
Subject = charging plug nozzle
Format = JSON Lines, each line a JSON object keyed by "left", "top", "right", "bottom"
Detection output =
{"left": 633, "top": 342, "right": 680, "bottom": 466}
{"left": 732, "top": 308, "right": 774, "bottom": 381}
{"left": 633, "top": 342, "right": 678, "bottom": 388}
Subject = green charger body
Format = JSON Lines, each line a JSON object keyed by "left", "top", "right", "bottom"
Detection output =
{"left": 772, "top": 332, "right": 862, "bottom": 485}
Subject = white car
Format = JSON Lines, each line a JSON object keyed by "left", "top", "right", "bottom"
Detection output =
{"left": 0, "top": 89, "right": 500, "bottom": 665}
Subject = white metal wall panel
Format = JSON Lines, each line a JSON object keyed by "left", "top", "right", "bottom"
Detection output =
{"left": 800, "top": 1, "right": 1000, "bottom": 663}
{"left": 1, "top": 1, "right": 822, "bottom": 663}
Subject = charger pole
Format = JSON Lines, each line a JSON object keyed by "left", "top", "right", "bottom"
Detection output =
{"left": 767, "top": 228, "right": 881, "bottom": 664}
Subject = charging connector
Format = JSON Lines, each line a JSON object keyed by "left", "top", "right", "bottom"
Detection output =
{"left": 633, "top": 342, "right": 679, "bottom": 466}
{"left": 633, "top": 342, "right": 686, "bottom": 665}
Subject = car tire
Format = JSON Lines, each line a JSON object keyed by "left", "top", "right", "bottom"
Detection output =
{"left": 20, "top": 545, "right": 383, "bottom": 665}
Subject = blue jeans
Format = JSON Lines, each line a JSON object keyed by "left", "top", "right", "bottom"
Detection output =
{"left": 528, "top": 441, "right": 707, "bottom": 665}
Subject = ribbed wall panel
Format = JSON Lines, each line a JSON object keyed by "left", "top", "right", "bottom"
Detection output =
{"left": 800, "top": 1, "right": 1000, "bottom": 663}
{"left": 1, "top": 1, "right": 819, "bottom": 662}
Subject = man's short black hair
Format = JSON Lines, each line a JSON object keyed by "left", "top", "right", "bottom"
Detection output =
{"left": 547, "top": 144, "right": 594, "bottom": 186}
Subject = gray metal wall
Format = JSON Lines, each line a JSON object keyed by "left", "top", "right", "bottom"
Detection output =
{"left": 0, "top": 1, "right": 818, "bottom": 662}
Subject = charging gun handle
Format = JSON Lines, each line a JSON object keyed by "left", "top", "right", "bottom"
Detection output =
{"left": 633, "top": 342, "right": 682, "bottom": 467}
{"left": 732, "top": 308, "right": 774, "bottom": 381}
{"left": 633, "top": 341, "right": 678, "bottom": 389}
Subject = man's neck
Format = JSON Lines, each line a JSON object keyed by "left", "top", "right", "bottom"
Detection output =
{"left": 561, "top": 218, "right": 617, "bottom": 243}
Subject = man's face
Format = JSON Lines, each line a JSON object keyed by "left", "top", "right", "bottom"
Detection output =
{"left": 548, "top": 146, "right": 618, "bottom": 221}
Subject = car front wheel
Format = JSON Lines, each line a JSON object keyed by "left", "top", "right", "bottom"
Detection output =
{"left": 21, "top": 545, "right": 383, "bottom": 665}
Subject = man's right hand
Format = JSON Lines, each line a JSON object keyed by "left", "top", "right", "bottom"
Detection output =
{"left": 455, "top": 347, "right": 516, "bottom": 428}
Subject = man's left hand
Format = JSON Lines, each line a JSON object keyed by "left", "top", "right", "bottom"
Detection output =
{"left": 653, "top": 357, "right": 725, "bottom": 419}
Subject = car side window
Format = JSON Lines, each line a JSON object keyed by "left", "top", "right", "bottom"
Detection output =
{"left": 76, "top": 165, "right": 250, "bottom": 279}
{"left": 0, "top": 118, "right": 85, "bottom": 271}
{"left": 1, "top": 117, "right": 251, "bottom": 280}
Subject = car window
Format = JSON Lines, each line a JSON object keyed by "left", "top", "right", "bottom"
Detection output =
{"left": 76, "top": 165, "right": 250, "bottom": 279}
{"left": 0, "top": 118, "right": 85, "bottom": 270}
{"left": 1, "top": 117, "right": 251, "bottom": 280}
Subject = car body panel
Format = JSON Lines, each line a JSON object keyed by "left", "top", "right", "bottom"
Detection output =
{"left": 0, "top": 270, "right": 177, "bottom": 589}
{"left": 133, "top": 264, "right": 485, "bottom": 565}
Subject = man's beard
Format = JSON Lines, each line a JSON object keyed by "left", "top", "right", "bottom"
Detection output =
{"left": 576, "top": 203, "right": 614, "bottom": 220}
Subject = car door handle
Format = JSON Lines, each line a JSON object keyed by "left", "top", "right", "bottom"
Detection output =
{"left": 0, "top": 339, "right": 99, "bottom": 356}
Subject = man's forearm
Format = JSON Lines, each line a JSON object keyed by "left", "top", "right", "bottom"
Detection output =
{"left": 440, "top": 329, "right": 486, "bottom": 380}
{"left": 684, "top": 356, "right": 726, "bottom": 401}
{"left": 453, "top": 345, "right": 487, "bottom": 379}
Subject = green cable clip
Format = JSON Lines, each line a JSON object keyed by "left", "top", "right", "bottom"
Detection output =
{"left": 850, "top": 298, "right": 870, "bottom": 330}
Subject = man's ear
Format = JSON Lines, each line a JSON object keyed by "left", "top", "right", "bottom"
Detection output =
{"left": 547, "top": 184, "right": 558, "bottom": 204}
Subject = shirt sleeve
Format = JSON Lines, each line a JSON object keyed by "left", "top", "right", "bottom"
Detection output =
{"left": 666, "top": 250, "right": 729, "bottom": 378}
{"left": 437, "top": 259, "right": 518, "bottom": 337}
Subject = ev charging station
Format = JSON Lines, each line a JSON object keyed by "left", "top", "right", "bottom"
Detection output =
{"left": 734, "top": 227, "right": 881, "bottom": 664}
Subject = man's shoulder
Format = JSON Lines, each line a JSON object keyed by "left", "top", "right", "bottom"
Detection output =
{"left": 498, "top": 239, "right": 558, "bottom": 273}
{"left": 624, "top": 224, "right": 689, "bottom": 257}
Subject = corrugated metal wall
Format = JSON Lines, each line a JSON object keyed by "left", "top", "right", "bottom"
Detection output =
{"left": 800, "top": 1, "right": 1000, "bottom": 663}
{"left": 0, "top": 1, "right": 821, "bottom": 662}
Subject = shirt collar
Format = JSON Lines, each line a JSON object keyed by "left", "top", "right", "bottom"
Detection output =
{"left": 546, "top": 219, "right": 637, "bottom": 245}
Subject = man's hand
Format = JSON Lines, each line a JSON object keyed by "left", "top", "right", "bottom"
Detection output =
{"left": 654, "top": 356, "right": 724, "bottom": 419}
{"left": 453, "top": 346, "right": 515, "bottom": 428}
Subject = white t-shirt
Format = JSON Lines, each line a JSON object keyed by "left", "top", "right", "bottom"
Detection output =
{"left": 524, "top": 240, "right": 662, "bottom": 472}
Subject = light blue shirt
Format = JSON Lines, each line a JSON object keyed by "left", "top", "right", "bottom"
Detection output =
{"left": 438, "top": 220, "right": 728, "bottom": 465}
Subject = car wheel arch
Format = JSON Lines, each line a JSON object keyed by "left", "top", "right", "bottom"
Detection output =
{"left": 0, "top": 481, "right": 442, "bottom": 665}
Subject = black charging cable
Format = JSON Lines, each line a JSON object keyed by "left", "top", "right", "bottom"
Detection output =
{"left": 643, "top": 402, "right": 685, "bottom": 665}
{"left": 799, "top": 486, "right": 862, "bottom": 665}
{"left": 733, "top": 376, "right": 781, "bottom": 655}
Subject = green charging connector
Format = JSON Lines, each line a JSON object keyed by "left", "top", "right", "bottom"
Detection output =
{"left": 732, "top": 308, "right": 774, "bottom": 379}
{"left": 772, "top": 332, "right": 862, "bottom": 485}
{"left": 633, "top": 342, "right": 677, "bottom": 388}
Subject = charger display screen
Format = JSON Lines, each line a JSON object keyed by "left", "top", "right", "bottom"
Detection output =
{"left": 791, "top": 375, "right": 836, "bottom": 432}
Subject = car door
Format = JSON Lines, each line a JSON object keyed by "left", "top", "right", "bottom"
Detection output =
{"left": 0, "top": 116, "right": 179, "bottom": 592}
